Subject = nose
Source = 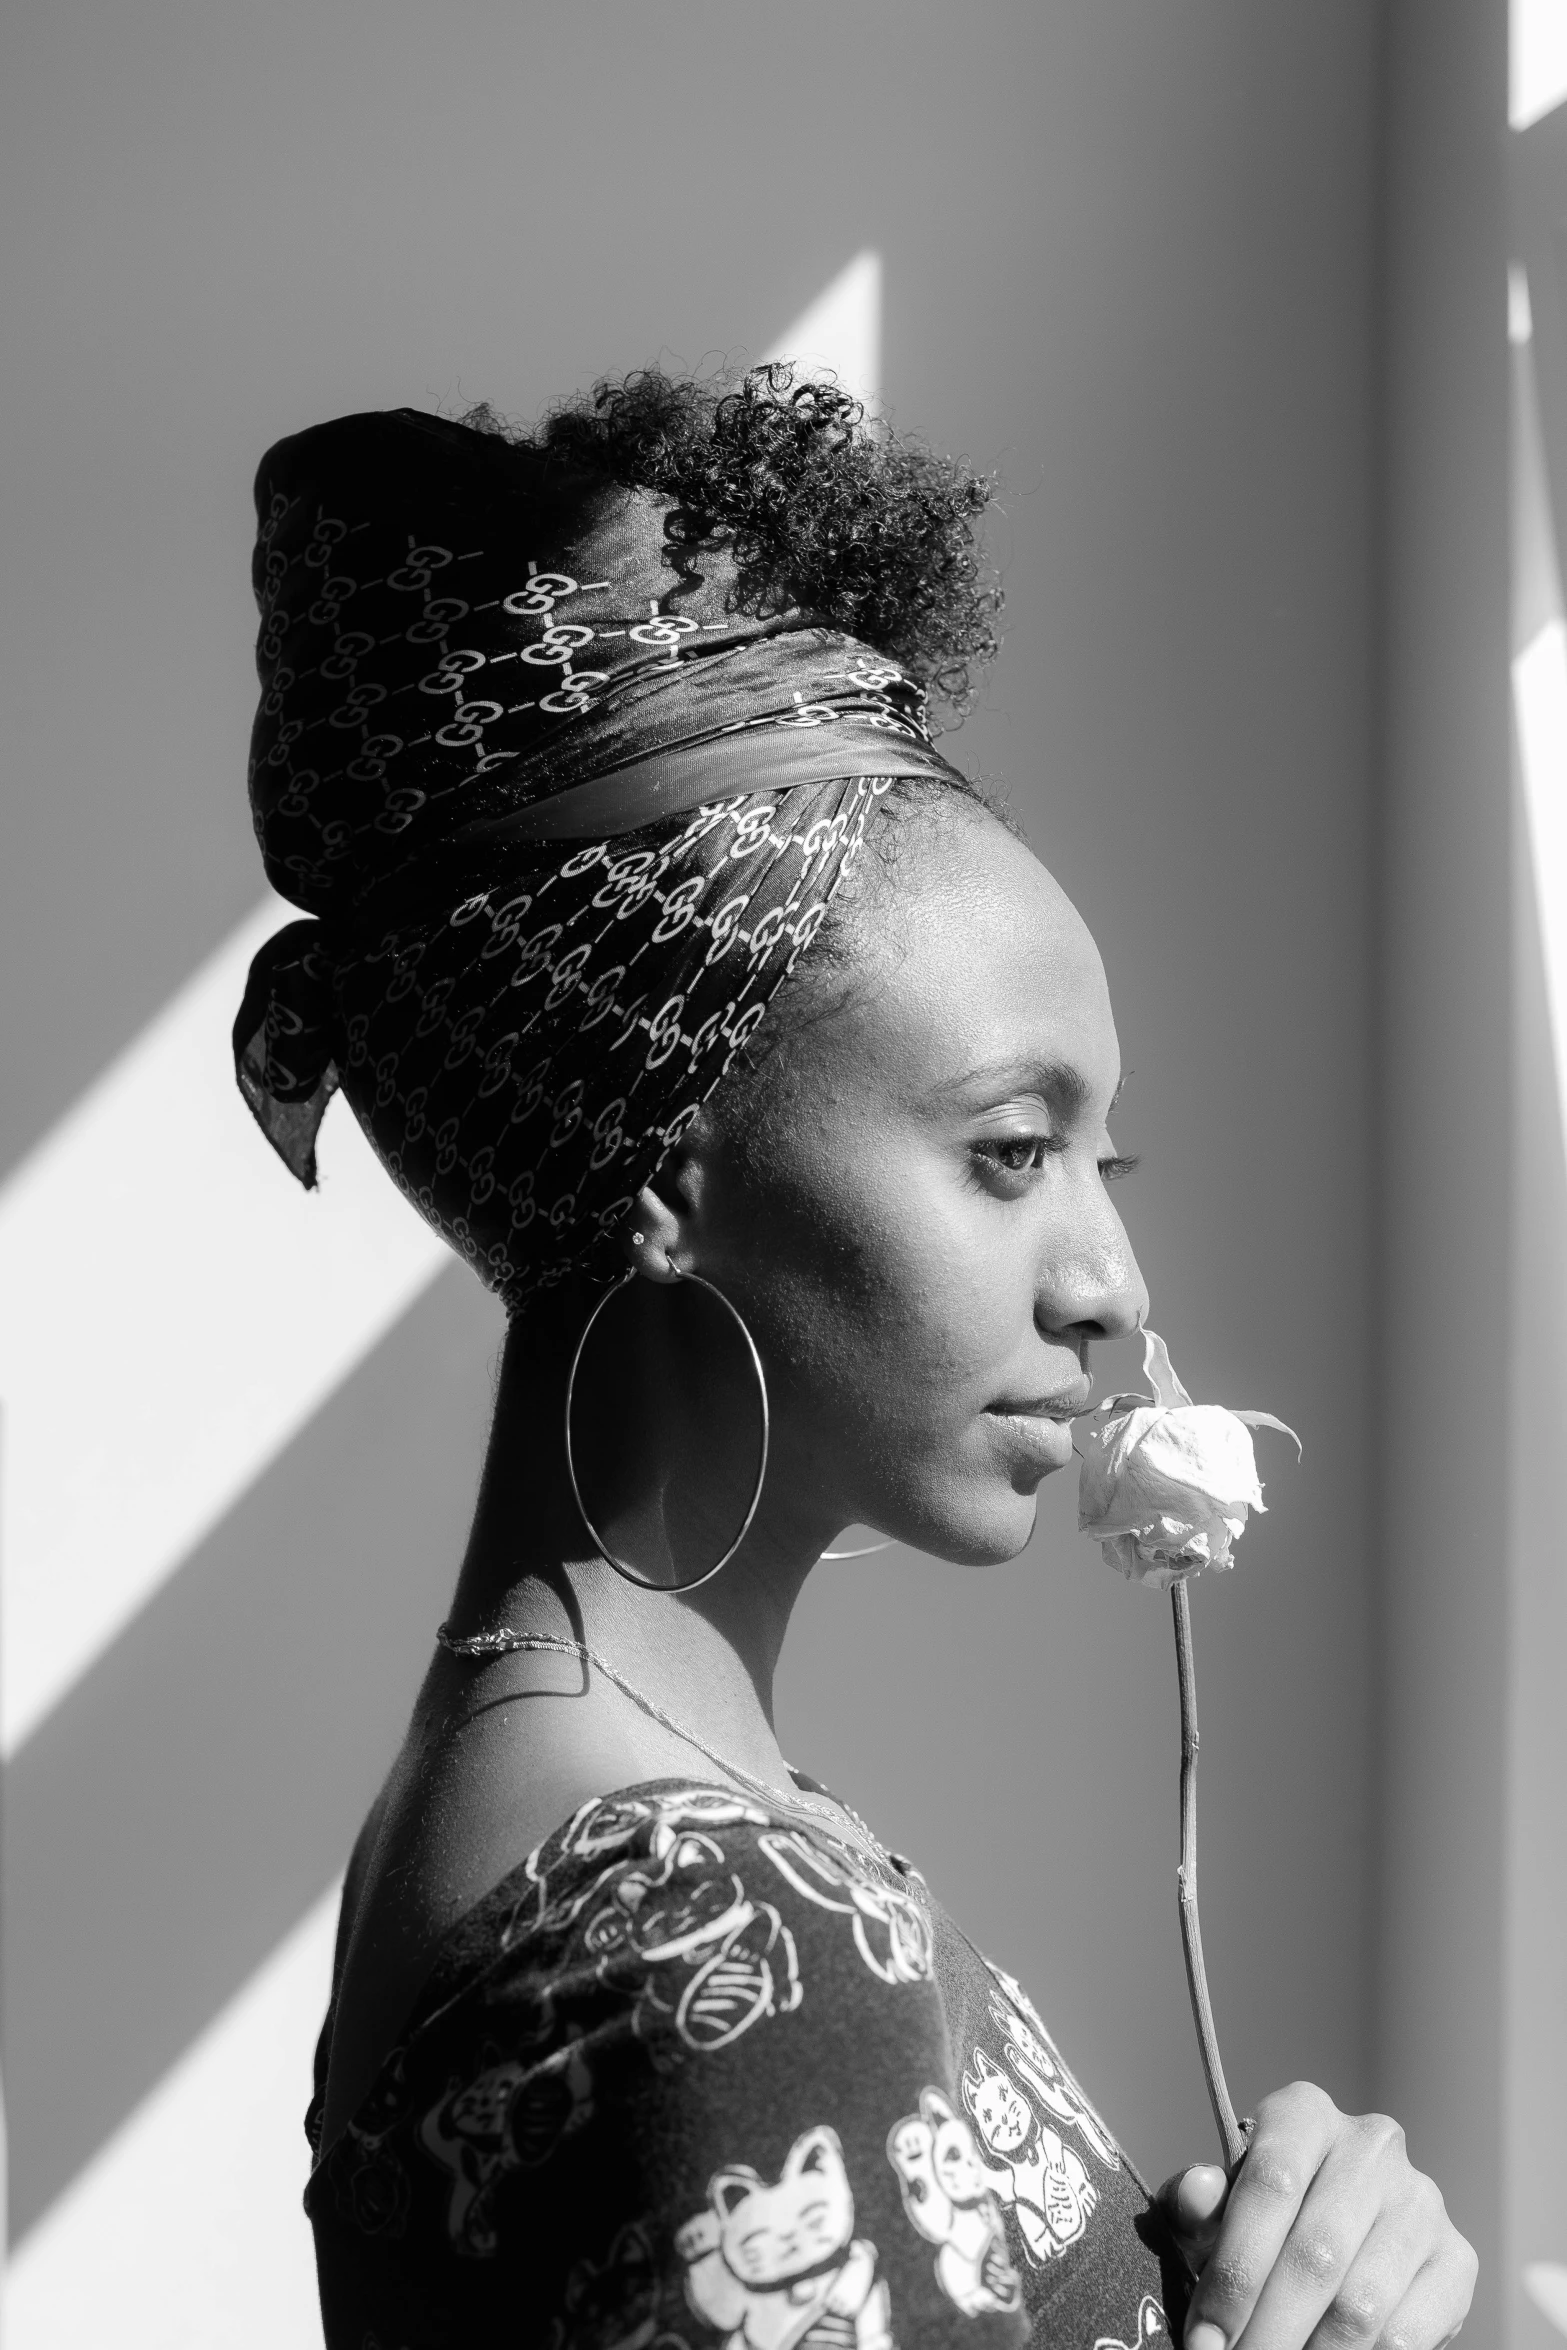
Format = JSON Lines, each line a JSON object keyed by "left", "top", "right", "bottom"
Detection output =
{"left": 1035, "top": 1186, "right": 1149, "bottom": 1345}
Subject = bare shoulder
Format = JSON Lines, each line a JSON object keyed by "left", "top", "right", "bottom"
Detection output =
{"left": 318, "top": 1675, "right": 684, "bottom": 2155}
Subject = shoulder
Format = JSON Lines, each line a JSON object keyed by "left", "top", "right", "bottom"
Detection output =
{"left": 318, "top": 1695, "right": 688, "bottom": 2146}
{"left": 419, "top": 1777, "right": 943, "bottom": 2032}
{"left": 307, "top": 1781, "right": 1174, "bottom": 2350}
{"left": 321, "top": 1778, "right": 942, "bottom": 2118}
{"left": 311, "top": 1782, "right": 1037, "bottom": 2348}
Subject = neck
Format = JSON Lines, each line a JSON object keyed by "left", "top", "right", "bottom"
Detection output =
{"left": 441, "top": 1304, "right": 841, "bottom": 1782}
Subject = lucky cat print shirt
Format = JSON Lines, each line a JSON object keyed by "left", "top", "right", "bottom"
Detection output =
{"left": 305, "top": 1781, "right": 1189, "bottom": 2350}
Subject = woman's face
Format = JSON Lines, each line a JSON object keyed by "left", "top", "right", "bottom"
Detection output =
{"left": 673, "top": 806, "right": 1148, "bottom": 1568}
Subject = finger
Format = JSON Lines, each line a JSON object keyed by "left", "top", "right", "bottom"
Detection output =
{"left": 1296, "top": 2203, "right": 1432, "bottom": 2346}
{"left": 1183, "top": 2086, "right": 1340, "bottom": 2349}
{"left": 1157, "top": 2165, "right": 1230, "bottom": 2232}
{"left": 1204, "top": 2115, "right": 1405, "bottom": 2349}
{"left": 1177, "top": 2166, "right": 1232, "bottom": 2230}
{"left": 1371, "top": 2241, "right": 1480, "bottom": 2350}
{"left": 1157, "top": 2165, "right": 1230, "bottom": 2277}
{"left": 1156, "top": 2166, "right": 1230, "bottom": 2269}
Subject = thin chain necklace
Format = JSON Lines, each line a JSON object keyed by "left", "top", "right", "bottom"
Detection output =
{"left": 436, "top": 1621, "right": 893, "bottom": 1870}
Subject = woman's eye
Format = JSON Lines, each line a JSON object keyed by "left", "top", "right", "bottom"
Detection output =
{"left": 974, "top": 1135, "right": 1053, "bottom": 1177}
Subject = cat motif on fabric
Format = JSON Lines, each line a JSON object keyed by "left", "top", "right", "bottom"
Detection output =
{"left": 757, "top": 1830, "right": 934, "bottom": 1987}
{"left": 546, "top": 2223, "right": 667, "bottom": 2350}
{"left": 421, "top": 2039, "right": 594, "bottom": 2257}
{"left": 677, "top": 2126, "right": 893, "bottom": 2350}
{"left": 983, "top": 1962, "right": 1122, "bottom": 2172}
{"left": 1094, "top": 2294, "right": 1171, "bottom": 2350}
{"left": 886, "top": 2089, "right": 1021, "bottom": 2317}
{"left": 527, "top": 1791, "right": 804, "bottom": 2053}
{"left": 960, "top": 2050, "right": 1098, "bottom": 2264}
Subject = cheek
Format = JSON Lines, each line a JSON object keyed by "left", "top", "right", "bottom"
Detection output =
{"left": 702, "top": 1102, "right": 1060, "bottom": 1556}
{"left": 719, "top": 1140, "right": 1027, "bottom": 1408}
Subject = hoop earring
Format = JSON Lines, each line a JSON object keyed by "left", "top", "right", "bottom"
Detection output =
{"left": 563, "top": 1266, "right": 770, "bottom": 1595}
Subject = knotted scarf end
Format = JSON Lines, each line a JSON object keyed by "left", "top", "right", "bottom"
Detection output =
{"left": 233, "top": 915, "right": 343, "bottom": 1189}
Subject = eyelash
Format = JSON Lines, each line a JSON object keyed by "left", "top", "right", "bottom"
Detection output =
{"left": 974, "top": 1136, "right": 1060, "bottom": 1175}
{"left": 972, "top": 1137, "right": 1140, "bottom": 1183}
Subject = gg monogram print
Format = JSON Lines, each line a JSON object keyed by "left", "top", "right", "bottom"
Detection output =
{"left": 234, "top": 408, "right": 964, "bottom": 1307}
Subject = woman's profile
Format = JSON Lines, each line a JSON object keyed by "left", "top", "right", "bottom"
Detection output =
{"left": 233, "top": 372, "right": 1475, "bottom": 2350}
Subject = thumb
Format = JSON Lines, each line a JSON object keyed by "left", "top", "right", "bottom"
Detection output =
{"left": 1155, "top": 2164, "right": 1230, "bottom": 2268}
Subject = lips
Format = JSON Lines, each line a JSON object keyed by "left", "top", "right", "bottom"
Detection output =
{"left": 987, "top": 1379, "right": 1094, "bottom": 1422}
{"left": 984, "top": 1406, "right": 1080, "bottom": 1481}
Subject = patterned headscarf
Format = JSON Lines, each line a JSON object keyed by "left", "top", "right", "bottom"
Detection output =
{"left": 234, "top": 408, "right": 968, "bottom": 1312}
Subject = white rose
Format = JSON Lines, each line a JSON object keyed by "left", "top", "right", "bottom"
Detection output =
{"left": 1077, "top": 1330, "right": 1299, "bottom": 1589}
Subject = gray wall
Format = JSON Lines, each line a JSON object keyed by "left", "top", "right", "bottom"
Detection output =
{"left": 2, "top": 0, "right": 1413, "bottom": 2270}
{"left": 779, "top": 0, "right": 1385, "bottom": 2187}
{"left": 1374, "top": 8, "right": 1512, "bottom": 2344}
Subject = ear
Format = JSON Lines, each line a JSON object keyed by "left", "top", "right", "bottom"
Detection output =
{"left": 921, "top": 2090, "right": 957, "bottom": 2126}
{"left": 786, "top": 2126, "right": 843, "bottom": 2179}
{"left": 711, "top": 2169, "right": 761, "bottom": 2218}
{"left": 621, "top": 1105, "right": 720, "bottom": 1281}
{"left": 609, "top": 2226, "right": 652, "bottom": 2286}
{"left": 622, "top": 1181, "right": 686, "bottom": 1283}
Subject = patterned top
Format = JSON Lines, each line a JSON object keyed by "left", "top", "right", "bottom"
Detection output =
{"left": 305, "top": 1782, "right": 1187, "bottom": 2350}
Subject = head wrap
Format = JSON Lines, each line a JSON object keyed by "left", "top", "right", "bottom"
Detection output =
{"left": 235, "top": 407, "right": 968, "bottom": 1311}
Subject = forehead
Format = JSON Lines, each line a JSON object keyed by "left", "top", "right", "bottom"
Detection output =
{"left": 831, "top": 809, "right": 1118, "bottom": 1107}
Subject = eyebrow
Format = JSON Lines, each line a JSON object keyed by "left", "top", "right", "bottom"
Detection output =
{"left": 933, "top": 1059, "right": 1128, "bottom": 1115}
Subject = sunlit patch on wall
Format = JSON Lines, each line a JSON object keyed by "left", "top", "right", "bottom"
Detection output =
{"left": 0, "top": 899, "right": 449, "bottom": 1755}
{"left": 1512, "top": 0, "right": 1567, "bottom": 130}
{"left": 4, "top": 1889, "right": 340, "bottom": 2346}
{"left": 763, "top": 250, "right": 881, "bottom": 410}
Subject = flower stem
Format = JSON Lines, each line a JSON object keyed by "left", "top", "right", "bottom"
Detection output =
{"left": 1171, "top": 1580, "right": 1248, "bottom": 2169}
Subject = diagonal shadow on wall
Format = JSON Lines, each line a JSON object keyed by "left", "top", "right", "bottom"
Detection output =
{"left": 1, "top": 1263, "right": 500, "bottom": 2244}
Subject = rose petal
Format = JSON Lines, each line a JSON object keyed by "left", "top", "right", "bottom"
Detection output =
{"left": 1077, "top": 1333, "right": 1296, "bottom": 1586}
{"left": 1100, "top": 1532, "right": 1142, "bottom": 1579}
{"left": 1232, "top": 1409, "right": 1303, "bottom": 1459}
{"left": 1080, "top": 1407, "right": 1264, "bottom": 1542}
{"left": 1141, "top": 1329, "right": 1194, "bottom": 1410}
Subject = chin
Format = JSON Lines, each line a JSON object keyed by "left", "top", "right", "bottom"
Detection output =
{"left": 891, "top": 1484, "right": 1041, "bottom": 1570}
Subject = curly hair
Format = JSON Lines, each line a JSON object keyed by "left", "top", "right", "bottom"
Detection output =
{"left": 460, "top": 364, "right": 1001, "bottom": 721}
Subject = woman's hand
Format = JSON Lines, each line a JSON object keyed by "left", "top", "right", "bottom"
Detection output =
{"left": 1156, "top": 2082, "right": 1476, "bottom": 2348}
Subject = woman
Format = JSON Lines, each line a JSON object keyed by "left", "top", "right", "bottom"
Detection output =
{"left": 235, "top": 374, "right": 1474, "bottom": 2350}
